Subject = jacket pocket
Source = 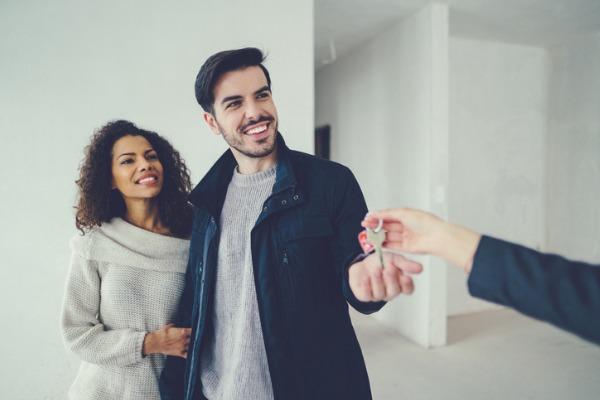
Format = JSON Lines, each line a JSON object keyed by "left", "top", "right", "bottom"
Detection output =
{"left": 277, "top": 217, "right": 336, "bottom": 309}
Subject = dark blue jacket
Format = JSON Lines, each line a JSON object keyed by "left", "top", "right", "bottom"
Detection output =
{"left": 160, "top": 134, "right": 384, "bottom": 399}
{"left": 469, "top": 236, "right": 600, "bottom": 344}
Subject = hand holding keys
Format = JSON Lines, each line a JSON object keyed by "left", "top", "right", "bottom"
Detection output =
{"left": 351, "top": 217, "right": 424, "bottom": 302}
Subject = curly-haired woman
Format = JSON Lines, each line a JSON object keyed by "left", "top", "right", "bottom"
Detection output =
{"left": 61, "top": 120, "right": 193, "bottom": 399}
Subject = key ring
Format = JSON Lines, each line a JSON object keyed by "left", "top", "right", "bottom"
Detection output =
{"left": 372, "top": 218, "right": 383, "bottom": 233}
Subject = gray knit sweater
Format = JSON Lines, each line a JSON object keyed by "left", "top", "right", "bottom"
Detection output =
{"left": 61, "top": 217, "right": 190, "bottom": 400}
{"left": 200, "top": 165, "right": 276, "bottom": 400}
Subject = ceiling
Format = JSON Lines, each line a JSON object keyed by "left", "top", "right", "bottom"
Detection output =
{"left": 315, "top": 0, "right": 600, "bottom": 68}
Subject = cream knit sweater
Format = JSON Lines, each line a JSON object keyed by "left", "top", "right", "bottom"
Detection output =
{"left": 61, "top": 217, "right": 190, "bottom": 400}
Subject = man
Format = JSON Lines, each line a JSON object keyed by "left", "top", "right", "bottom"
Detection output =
{"left": 362, "top": 208, "right": 600, "bottom": 345}
{"left": 160, "top": 48, "right": 421, "bottom": 400}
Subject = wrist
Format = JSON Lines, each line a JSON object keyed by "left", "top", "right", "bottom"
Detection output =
{"left": 436, "top": 221, "right": 481, "bottom": 273}
{"left": 142, "top": 331, "right": 157, "bottom": 356}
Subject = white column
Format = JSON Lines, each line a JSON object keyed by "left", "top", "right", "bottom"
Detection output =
{"left": 316, "top": 3, "right": 449, "bottom": 347}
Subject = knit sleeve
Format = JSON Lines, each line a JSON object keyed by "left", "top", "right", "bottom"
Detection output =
{"left": 60, "top": 251, "right": 147, "bottom": 366}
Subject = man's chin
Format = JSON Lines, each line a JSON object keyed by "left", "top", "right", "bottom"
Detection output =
{"left": 242, "top": 144, "right": 276, "bottom": 159}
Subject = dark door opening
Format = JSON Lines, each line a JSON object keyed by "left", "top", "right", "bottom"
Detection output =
{"left": 315, "top": 125, "right": 331, "bottom": 160}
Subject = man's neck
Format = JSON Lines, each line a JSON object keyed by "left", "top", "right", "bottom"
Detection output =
{"left": 233, "top": 148, "right": 278, "bottom": 175}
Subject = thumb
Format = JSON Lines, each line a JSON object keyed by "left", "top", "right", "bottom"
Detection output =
{"left": 390, "top": 253, "right": 423, "bottom": 275}
{"left": 366, "top": 208, "right": 409, "bottom": 224}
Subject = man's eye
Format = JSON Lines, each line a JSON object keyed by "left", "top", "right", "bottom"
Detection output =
{"left": 226, "top": 101, "right": 241, "bottom": 109}
{"left": 257, "top": 92, "right": 269, "bottom": 99}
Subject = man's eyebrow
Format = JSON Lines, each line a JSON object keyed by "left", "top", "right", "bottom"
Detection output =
{"left": 221, "top": 95, "right": 243, "bottom": 105}
{"left": 255, "top": 85, "right": 271, "bottom": 95}
{"left": 220, "top": 86, "right": 271, "bottom": 105}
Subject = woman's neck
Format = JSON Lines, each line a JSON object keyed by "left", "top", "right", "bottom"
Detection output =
{"left": 123, "top": 199, "right": 170, "bottom": 235}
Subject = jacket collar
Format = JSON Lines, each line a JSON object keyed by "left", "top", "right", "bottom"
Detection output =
{"left": 188, "top": 133, "right": 298, "bottom": 216}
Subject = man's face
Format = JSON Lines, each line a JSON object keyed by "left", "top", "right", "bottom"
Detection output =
{"left": 204, "top": 66, "right": 279, "bottom": 159}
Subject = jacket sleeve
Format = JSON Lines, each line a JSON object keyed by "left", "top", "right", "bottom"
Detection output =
{"left": 332, "top": 167, "right": 386, "bottom": 314}
{"left": 60, "top": 252, "right": 147, "bottom": 366}
{"left": 159, "top": 243, "right": 196, "bottom": 399}
{"left": 468, "top": 235, "right": 600, "bottom": 344}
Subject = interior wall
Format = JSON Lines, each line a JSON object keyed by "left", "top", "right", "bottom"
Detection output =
{"left": 447, "top": 37, "right": 548, "bottom": 316}
{"left": 316, "top": 3, "right": 449, "bottom": 347}
{"left": 546, "top": 32, "right": 600, "bottom": 263}
{"left": 0, "top": 0, "right": 314, "bottom": 398}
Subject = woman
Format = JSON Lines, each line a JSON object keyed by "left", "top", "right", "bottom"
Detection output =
{"left": 61, "top": 120, "right": 193, "bottom": 399}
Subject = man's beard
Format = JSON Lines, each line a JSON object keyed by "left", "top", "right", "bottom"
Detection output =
{"left": 219, "top": 118, "right": 278, "bottom": 159}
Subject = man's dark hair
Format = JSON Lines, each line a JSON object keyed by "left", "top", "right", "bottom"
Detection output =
{"left": 194, "top": 47, "right": 271, "bottom": 113}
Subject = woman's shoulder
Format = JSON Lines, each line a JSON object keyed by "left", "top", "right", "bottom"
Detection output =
{"left": 69, "top": 227, "right": 102, "bottom": 260}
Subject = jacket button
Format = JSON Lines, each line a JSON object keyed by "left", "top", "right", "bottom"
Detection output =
{"left": 263, "top": 206, "right": 268, "bottom": 211}
{"left": 293, "top": 194, "right": 299, "bottom": 201}
{"left": 281, "top": 200, "right": 287, "bottom": 205}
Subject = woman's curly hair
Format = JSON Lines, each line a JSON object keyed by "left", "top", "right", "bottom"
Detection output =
{"left": 75, "top": 120, "right": 192, "bottom": 238}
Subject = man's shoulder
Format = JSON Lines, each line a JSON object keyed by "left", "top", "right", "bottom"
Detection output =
{"left": 288, "top": 149, "right": 353, "bottom": 177}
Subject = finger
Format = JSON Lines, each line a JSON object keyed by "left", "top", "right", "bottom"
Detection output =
{"left": 390, "top": 254, "right": 423, "bottom": 274}
{"left": 382, "top": 266, "right": 401, "bottom": 301}
{"left": 349, "top": 261, "right": 372, "bottom": 302}
{"left": 357, "top": 275, "right": 373, "bottom": 302}
{"left": 384, "top": 231, "right": 405, "bottom": 242}
{"left": 365, "top": 208, "right": 407, "bottom": 224}
{"left": 369, "top": 267, "right": 386, "bottom": 300}
{"left": 398, "top": 274, "right": 415, "bottom": 294}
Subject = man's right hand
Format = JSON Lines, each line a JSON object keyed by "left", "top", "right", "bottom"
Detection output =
{"left": 348, "top": 251, "right": 423, "bottom": 302}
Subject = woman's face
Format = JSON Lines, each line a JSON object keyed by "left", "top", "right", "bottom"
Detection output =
{"left": 111, "top": 135, "right": 164, "bottom": 201}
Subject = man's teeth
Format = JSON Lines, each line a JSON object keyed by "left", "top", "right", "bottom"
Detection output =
{"left": 138, "top": 177, "right": 156, "bottom": 184}
{"left": 246, "top": 125, "right": 267, "bottom": 135}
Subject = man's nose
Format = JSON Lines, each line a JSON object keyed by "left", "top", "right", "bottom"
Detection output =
{"left": 244, "top": 99, "right": 261, "bottom": 121}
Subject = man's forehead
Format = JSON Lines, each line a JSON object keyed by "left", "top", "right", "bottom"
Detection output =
{"left": 213, "top": 66, "right": 269, "bottom": 100}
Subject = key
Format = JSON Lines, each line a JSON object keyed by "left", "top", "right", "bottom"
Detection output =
{"left": 366, "top": 219, "right": 386, "bottom": 269}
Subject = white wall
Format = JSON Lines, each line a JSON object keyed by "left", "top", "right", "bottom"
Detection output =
{"left": 447, "top": 37, "right": 548, "bottom": 316}
{"left": 546, "top": 33, "right": 600, "bottom": 263}
{"left": 0, "top": 0, "right": 313, "bottom": 398}
{"left": 316, "top": 4, "right": 449, "bottom": 347}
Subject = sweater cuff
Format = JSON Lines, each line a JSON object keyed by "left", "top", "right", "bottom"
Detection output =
{"left": 134, "top": 331, "right": 147, "bottom": 363}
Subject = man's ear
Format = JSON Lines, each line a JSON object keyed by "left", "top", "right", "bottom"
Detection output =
{"left": 203, "top": 112, "right": 221, "bottom": 136}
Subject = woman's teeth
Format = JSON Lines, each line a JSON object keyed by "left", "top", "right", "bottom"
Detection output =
{"left": 138, "top": 177, "right": 156, "bottom": 184}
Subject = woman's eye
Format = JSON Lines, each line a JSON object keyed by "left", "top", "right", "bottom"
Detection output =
{"left": 147, "top": 153, "right": 158, "bottom": 160}
{"left": 120, "top": 159, "right": 133, "bottom": 165}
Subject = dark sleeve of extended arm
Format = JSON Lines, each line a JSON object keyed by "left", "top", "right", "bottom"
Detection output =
{"left": 159, "top": 253, "right": 196, "bottom": 399}
{"left": 468, "top": 235, "right": 600, "bottom": 344}
{"left": 333, "top": 167, "right": 385, "bottom": 314}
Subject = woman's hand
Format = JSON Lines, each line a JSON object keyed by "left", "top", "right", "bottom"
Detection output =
{"left": 362, "top": 208, "right": 481, "bottom": 272}
{"left": 143, "top": 324, "right": 191, "bottom": 358}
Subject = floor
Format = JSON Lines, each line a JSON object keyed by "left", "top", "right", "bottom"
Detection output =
{"left": 352, "top": 308, "right": 600, "bottom": 400}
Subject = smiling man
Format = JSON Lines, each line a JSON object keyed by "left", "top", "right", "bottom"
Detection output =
{"left": 159, "top": 48, "right": 421, "bottom": 400}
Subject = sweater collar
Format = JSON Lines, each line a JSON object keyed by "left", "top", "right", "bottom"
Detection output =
{"left": 189, "top": 133, "right": 298, "bottom": 216}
